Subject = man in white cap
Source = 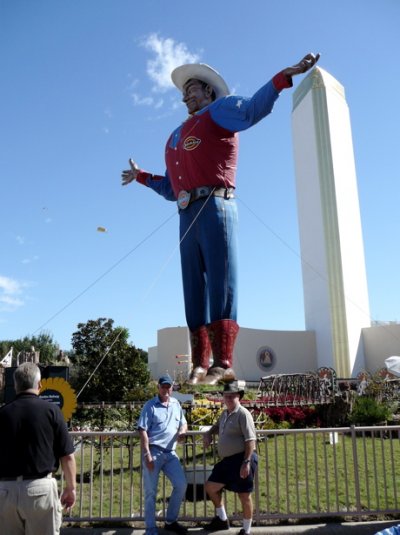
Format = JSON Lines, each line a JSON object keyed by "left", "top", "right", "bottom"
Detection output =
{"left": 122, "top": 53, "right": 320, "bottom": 385}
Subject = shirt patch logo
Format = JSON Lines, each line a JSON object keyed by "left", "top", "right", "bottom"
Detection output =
{"left": 183, "top": 136, "right": 201, "bottom": 151}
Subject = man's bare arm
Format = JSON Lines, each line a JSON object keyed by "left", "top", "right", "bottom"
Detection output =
{"left": 60, "top": 453, "right": 76, "bottom": 510}
{"left": 139, "top": 428, "right": 155, "bottom": 470}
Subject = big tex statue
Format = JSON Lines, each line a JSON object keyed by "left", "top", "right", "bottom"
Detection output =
{"left": 122, "top": 52, "right": 320, "bottom": 385}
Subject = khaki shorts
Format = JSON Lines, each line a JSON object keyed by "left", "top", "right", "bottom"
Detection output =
{"left": 0, "top": 476, "right": 62, "bottom": 535}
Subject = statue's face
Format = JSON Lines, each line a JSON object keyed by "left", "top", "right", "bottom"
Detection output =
{"left": 182, "top": 79, "right": 212, "bottom": 114}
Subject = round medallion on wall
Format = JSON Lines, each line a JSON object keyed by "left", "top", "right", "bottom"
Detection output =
{"left": 257, "top": 346, "right": 276, "bottom": 372}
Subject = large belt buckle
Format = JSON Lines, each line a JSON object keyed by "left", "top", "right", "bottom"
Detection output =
{"left": 177, "top": 190, "right": 191, "bottom": 210}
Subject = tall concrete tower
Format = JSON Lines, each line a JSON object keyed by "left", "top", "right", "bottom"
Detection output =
{"left": 292, "top": 67, "right": 370, "bottom": 377}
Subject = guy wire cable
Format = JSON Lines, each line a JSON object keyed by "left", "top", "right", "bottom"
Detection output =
{"left": 81, "top": 187, "right": 400, "bottom": 394}
{"left": 76, "top": 327, "right": 124, "bottom": 399}
{"left": 236, "top": 193, "right": 400, "bottom": 346}
{"left": 33, "top": 184, "right": 399, "bottom": 396}
{"left": 141, "top": 187, "right": 216, "bottom": 300}
{"left": 73, "top": 189, "right": 216, "bottom": 398}
{"left": 33, "top": 210, "right": 177, "bottom": 335}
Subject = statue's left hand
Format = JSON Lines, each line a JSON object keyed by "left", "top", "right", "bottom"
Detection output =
{"left": 282, "top": 52, "right": 320, "bottom": 78}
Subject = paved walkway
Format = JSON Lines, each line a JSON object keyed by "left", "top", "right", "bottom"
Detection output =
{"left": 61, "top": 521, "right": 400, "bottom": 534}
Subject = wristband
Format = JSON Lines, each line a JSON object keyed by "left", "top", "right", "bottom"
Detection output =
{"left": 242, "top": 459, "right": 250, "bottom": 464}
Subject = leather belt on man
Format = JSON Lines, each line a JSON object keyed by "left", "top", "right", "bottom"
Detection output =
{"left": 149, "top": 444, "right": 173, "bottom": 453}
{"left": 0, "top": 473, "right": 52, "bottom": 481}
{"left": 177, "top": 186, "right": 235, "bottom": 210}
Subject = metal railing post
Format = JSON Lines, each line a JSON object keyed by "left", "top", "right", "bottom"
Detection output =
{"left": 350, "top": 424, "right": 362, "bottom": 514}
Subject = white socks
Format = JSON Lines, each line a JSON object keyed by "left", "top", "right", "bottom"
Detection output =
{"left": 216, "top": 506, "right": 228, "bottom": 521}
{"left": 242, "top": 518, "right": 252, "bottom": 533}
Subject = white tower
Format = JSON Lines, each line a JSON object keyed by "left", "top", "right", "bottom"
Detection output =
{"left": 292, "top": 67, "right": 370, "bottom": 377}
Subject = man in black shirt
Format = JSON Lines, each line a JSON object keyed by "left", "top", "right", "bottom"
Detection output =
{"left": 0, "top": 362, "right": 76, "bottom": 534}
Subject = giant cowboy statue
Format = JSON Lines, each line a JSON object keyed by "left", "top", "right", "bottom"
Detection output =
{"left": 122, "top": 52, "right": 320, "bottom": 385}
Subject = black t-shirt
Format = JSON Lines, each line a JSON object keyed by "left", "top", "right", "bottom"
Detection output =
{"left": 0, "top": 392, "right": 75, "bottom": 477}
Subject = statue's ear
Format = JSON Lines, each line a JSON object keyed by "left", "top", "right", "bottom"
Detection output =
{"left": 204, "top": 84, "right": 213, "bottom": 98}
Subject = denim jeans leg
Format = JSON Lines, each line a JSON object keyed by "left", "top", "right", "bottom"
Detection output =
{"left": 179, "top": 202, "right": 209, "bottom": 330}
{"left": 143, "top": 453, "right": 163, "bottom": 530}
{"left": 162, "top": 452, "right": 187, "bottom": 524}
{"left": 179, "top": 196, "right": 238, "bottom": 330}
{"left": 202, "top": 196, "right": 238, "bottom": 323}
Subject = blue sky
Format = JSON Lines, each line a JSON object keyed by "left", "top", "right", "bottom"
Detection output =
{"left": 1, "top": 0, "right": 399, "bottom": 354}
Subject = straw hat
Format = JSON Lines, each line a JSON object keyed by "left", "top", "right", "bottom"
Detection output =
{"left": 222, "top": 380, "right": 245, "bottom": 400}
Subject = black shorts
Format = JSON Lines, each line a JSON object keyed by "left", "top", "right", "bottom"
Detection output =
{"left": 207, "top": 451, "right": 258, "bottom": 493}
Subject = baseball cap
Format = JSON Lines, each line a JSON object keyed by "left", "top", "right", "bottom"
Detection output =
{"left": 158, "top": 374, "right": 173, "bottom": 386}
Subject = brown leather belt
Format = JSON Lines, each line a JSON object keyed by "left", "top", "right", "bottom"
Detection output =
{"left": 191, "top": 186, "right": 235, "bottom": 202}
{"left": 177, "top": 186, "right": 235, "bottom": 210}
{"left": 0, "top": 473, "right": 52, "bottom": 481}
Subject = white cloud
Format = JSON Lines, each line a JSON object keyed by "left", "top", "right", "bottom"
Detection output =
{"left": 131, "top": 92, "right": 165, "bottom": 108}
{"left": 16, "top": 235, "right": 25, "bottom": 245}
{"left": 0, "top": 295, "right": 24, "bottom": 307}
{"left": 0, "top": 275, "right": 21, "bottom": 295}
{"left": 0, "top": 275, "right": 26, "bottom": 311}
{"left": 130, "top": 34, "right": 200, "bottom": 112}
{"left": 21, "top": 255, "right": 39, "bottom": 265}
{"left": 141, "top": 34, "right": 201, "bottom": 93}
{"left": 132, "top": 93, "right": 156, "bottom": 107}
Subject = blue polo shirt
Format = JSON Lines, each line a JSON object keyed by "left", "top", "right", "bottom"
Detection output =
{"left": 138, "top": 395, "right": 187, "bottom": 451}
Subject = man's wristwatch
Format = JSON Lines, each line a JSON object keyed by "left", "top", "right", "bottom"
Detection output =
{"left": 242, "top": 459, "right": 250, "bottom": 464}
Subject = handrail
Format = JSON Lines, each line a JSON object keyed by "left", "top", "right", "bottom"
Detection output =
{"left": 61, "top": 425, "right": 400, "bottom": 525}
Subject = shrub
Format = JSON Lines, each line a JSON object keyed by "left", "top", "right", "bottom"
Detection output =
{"left": 188, "top": 406, "right": 223, "bottom": 430}
{"left": 349, "top": 396, "right": 390, "bottom": 426}
{"left": 265, "top": 406, "right": 320, "bottom": 428}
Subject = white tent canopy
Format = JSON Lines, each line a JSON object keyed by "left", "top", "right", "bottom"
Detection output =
{"left": 385, "top": 356, "right": 400, "bottom": 377}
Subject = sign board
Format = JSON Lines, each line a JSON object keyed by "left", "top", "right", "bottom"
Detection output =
{"left": 39, "top": 377, "right": 77, "bottom": 422}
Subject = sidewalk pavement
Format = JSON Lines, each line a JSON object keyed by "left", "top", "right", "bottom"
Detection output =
{"left": 61, "top": 521, "right": 400, "bottom": 535}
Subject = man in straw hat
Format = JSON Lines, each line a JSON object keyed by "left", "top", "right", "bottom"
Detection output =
{"left": 122, "top": 53, "right": 320, "bottom": 385}
{"left": 203, "top": 380, "right": 257, "bottom": 535}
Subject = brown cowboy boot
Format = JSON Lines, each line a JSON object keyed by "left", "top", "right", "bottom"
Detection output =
{"left": 203, "top": 319, "right": 239, "bottom": 385}
{"left": 187, "top": 326, "right": 211, "bottom": 384}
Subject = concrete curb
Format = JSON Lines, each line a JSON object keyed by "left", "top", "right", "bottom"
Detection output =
{"left": 61, "top": 521, "right": 400, "bottom": 535}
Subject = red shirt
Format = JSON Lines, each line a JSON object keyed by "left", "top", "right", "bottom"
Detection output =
{"left": 164, "top": 108, "right": 238, "bottom": 197}
{"left": 136, "top": 72, "right": 292, "bottom": 200}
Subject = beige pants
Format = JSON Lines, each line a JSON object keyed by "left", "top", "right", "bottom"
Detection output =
{"left": 0, "top": 476, "right": 62, "bottom": 535}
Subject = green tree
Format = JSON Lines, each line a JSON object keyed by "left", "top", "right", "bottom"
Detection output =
{"left": 0, "top": 331, "right": 60, "bottom": 365}
{"left": 69, "top": 318, "right": 150, "bottom": 402}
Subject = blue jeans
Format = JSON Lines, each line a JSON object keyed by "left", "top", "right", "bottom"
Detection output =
{"left": 143, "top": 448, "right": 187, "bottom": 533}
{"left": 179, "top": 195, "right": 238, "bottom": 331}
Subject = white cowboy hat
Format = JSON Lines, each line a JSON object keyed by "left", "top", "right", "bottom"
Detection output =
{"left": 171, "top": 63, "right": 230, "bottom": 99}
